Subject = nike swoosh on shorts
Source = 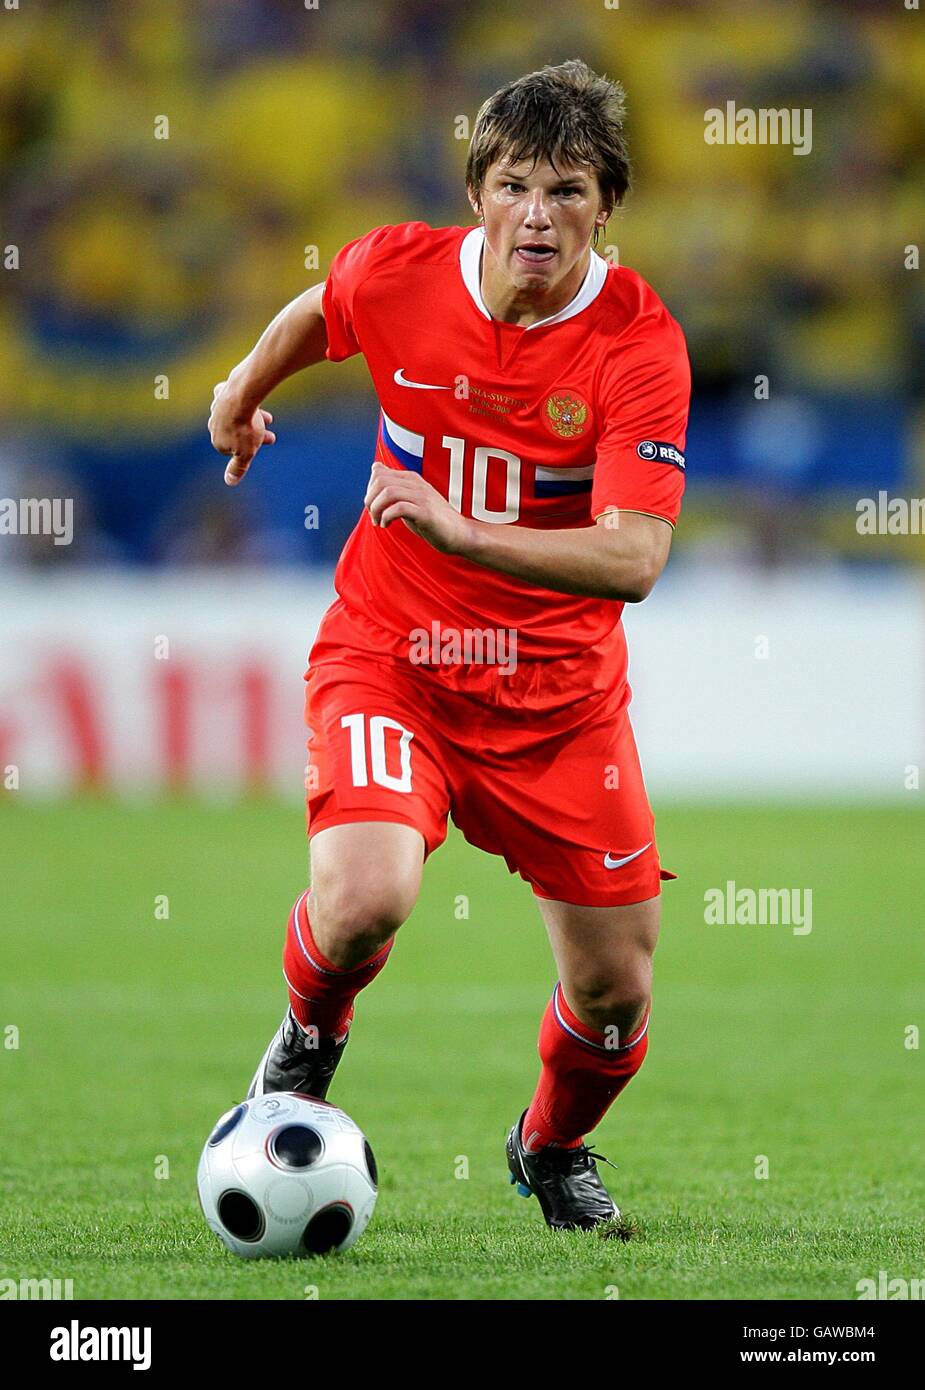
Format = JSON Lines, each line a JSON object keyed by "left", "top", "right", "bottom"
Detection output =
{"left": 603, "top": 843, "right": 652, "bottom": 870}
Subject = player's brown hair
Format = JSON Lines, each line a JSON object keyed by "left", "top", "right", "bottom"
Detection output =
{"left": 465, "top": 60, "right": 631, "bottom": 239}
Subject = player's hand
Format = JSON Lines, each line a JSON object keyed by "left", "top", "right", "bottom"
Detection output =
{"left": 208, "top": 381, "right": 277, "bottom": 487}
{"left": 364, "top": 461, "right": 474, "bottom": 554}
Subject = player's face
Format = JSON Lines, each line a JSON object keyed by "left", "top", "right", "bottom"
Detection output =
{"left": 472, "top": 156, "right": 610, "bottom": 298}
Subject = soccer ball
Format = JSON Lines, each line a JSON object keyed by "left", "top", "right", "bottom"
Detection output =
{"left": 197, "top": 1093, "right": 378, "bottom": 1259}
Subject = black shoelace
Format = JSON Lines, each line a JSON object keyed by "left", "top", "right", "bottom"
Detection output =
{"left": 584, "top": 1148, "right": 619, "bottom": 1174}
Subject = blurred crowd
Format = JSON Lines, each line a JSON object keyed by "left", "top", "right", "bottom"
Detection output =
{"left": 0, "top": 0, "right": 922, "bottom": 569}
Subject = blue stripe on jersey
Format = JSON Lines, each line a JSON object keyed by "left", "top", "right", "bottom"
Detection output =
{"left": 380, "top": 409, "right": 424, "bottom": 473}
{"left": 534, "top": 478, "right": 594, "bottom": 497}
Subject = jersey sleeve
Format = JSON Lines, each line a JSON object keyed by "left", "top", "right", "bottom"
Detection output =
{"left": 591, "top": 310, "right": 691, "bottom": 527}
{"left": 321, "top": 225, "right": 398, "bottom": 362}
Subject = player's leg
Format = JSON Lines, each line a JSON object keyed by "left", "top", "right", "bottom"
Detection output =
{"left": 307, "top": 820, "right": 424, "bottom": 967}
{"left": 522, "top": 893, "right": 659, "bottom": 1153}
{"left": 281, "top": 820, "right": 424, "bottom": 1041}
{"left": 249, "top": 820, "right": 426, "bottom": 1102}
{"left": 445, "top": 677, "right": 668, "bottom": 1227}
{"left": 249, "top": 649, "right": 449, "bottom": 1101}
{"left": 503, "top": 895, "right": 659, "bottom": 1230}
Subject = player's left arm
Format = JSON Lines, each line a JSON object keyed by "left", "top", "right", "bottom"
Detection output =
{"left": 364, "top": 464, "right": 670, "bottom": 602}
{"left": 461, "top": 505, "right": 672, "bottom": 602}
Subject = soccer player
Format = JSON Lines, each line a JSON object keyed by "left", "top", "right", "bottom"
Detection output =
{"left": 208, "top": 60, "right": 689, "bottom": 1231}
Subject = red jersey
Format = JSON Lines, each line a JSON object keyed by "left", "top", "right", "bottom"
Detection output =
{"left": 319, "top": 221, "right": 689, "bottom": 685}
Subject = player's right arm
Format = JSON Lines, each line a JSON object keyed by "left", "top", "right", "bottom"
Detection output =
{"left": 208, "top": 281, "right": 329, "bottom": 486}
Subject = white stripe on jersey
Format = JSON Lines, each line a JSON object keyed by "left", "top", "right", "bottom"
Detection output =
{"left": 535, "top": 463, "right": 596, "bottom": 483}
{"left": 381, "top": 408, "right": 425, "bottom": 458}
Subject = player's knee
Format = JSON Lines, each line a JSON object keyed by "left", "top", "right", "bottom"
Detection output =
{"left": 565, "top": 970, "right": 651, "bottom": 1039}
{"left": 309, "top": 870, "right": 418, "bottom": 964}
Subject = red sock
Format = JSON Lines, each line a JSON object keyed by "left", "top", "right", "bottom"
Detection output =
{"left": 282, "top": 890, "right": 393, "bottom": 1040}
{"left": 521, "top": 983, "right": 650, "bottom": 1152}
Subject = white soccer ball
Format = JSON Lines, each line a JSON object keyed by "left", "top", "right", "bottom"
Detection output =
{"left": 197, "top": 1093, "right": 378, "bottom": 1259}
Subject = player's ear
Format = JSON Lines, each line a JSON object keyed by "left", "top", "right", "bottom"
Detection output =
{"left": 467, "top": 184, "right": 482, "bottom": 219}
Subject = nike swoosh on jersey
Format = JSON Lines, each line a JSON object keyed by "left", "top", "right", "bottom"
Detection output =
{"left": 394, "top": 368, "right": 451, "bottom": 390}
{"left": 603, "top": 843, "right": 652, "bottom": 870}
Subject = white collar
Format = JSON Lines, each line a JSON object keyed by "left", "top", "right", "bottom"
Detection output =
{"left": 459, "top": 225, "right": 607, "bottom": 329}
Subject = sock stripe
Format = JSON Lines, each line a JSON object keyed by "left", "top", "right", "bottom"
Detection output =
{"left": 282, "top": 967, "right": 315, "bottom": 1003}
{"left": 551, "top": 982, "right": 650, "bottom": 1055}
{"left": 290, "top": 890, "right": 395, "bottom": 978}
{"left": 290, "top": 891, "right": 342, "bottom": 976}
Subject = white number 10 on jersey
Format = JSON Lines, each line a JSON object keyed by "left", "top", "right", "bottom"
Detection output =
{"left": 443, "top": 435, "right": 521, "bottom": 524}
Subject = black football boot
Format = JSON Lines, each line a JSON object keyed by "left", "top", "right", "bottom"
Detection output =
{"left": 506, "top": 1109, "right": 619, "bottom": 1230}
{"left": 247, "top": 1008, "right": 348, "bottom": 1101}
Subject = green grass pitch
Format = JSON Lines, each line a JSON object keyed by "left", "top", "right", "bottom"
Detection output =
{"left": 0, "top": 797, "right": 922, "bottom": 1300}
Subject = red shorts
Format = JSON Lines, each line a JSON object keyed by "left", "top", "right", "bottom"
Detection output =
{"left": 302, "top": 601, "right": 675, "bottom": 908}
